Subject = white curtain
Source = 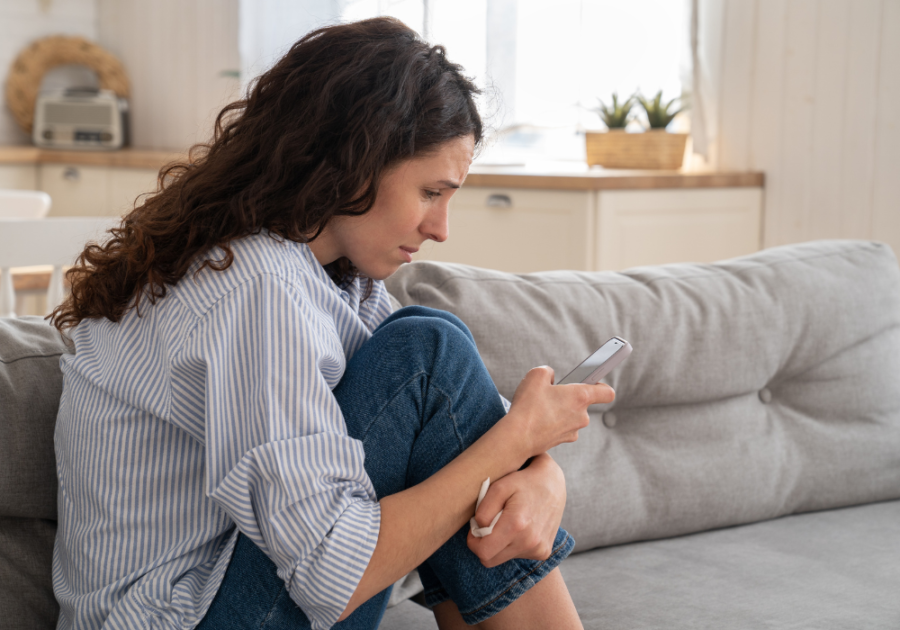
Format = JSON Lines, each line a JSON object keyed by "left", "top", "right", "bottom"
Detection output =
{"left": 689, "top": 0, "right": 722, "bottom": 164}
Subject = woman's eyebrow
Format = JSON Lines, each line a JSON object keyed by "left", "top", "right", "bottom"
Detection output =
{"left": 436, "top": 180, "right": 461, "bottom": 189}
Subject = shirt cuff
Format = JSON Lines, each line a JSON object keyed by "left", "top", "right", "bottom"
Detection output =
{"left": 286, "top": 498, "right": 381, "bottom": 630}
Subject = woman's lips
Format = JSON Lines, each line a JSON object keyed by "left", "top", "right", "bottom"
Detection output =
{"left": 399, "top": 246, "right": 418, "bottom": 263}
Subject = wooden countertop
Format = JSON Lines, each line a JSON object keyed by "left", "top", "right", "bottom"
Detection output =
{"left": 0, "top": 146, "right": 184, "bottom": 169}
{"left": 0, "top": 147, "right": 764, "bottom": 190}
{"left": 466, "top": 163, "right": 763, "bottom": 190}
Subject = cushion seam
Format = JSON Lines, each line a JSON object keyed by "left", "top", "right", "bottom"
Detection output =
{"left": 0, "top": 352, "right": 64, "bottom": 365}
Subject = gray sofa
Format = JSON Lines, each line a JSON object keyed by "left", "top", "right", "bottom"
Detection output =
{"left": 2, "top": 240, "right": 899, "bottom": 629}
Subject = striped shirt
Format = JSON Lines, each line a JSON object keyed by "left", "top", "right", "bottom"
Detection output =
{"left": 52, "top": 233, "right": 395, "bottom": 630}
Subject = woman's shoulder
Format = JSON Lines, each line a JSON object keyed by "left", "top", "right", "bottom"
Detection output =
{"left": 172, "top": 233, "right": 319, "bottom": 317}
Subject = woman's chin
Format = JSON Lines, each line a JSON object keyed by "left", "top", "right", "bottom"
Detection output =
{"left": 356, "top": 260, "right": 403, "bottom": 281}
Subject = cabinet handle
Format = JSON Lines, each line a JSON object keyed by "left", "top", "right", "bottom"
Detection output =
{"left": 63, "top": 166, "right": 80, "bottom": 182}
{"left": 486, "top": 193, "right": 512, "bottom": 208}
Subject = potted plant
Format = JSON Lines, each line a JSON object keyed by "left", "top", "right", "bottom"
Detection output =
{"left": 596, "top": 92, "right": 635, "bottom": 129}
{"left": 585, "top": 93, "right": 634, "bottom": 168}
{"left": 585, "top": 90, "right": 689, "bottom": 170}
{"left": 636, "top": 90, "right": 689, "bottom": 169}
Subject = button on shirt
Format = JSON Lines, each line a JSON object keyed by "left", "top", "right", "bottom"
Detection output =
{"left": 52, "top": 234, "right": 395, "bottom": 630}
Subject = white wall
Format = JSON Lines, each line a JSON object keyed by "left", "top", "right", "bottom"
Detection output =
{"left": 1, "top": 0, "right": 240, "bottom": 152}
{"left": 0, "top": 0, "right": 98, "bottom": 146}
{"left": 97, "top": 0, "right": 241, "bottom": 151}
{"left": 698, "top": 0, "right": 900, "bottom": 254}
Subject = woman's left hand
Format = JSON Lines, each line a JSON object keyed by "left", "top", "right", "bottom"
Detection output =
{"left": 466, "top": 452, "right": 567, "bottom": 568}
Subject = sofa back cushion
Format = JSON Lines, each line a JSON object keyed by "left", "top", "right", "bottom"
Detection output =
{"left": 0, "top": 316, "right": 69, "bottom": 629}
{"left": 385, "top": 240, "right": 900, "bottom": 552}
{"left": 0, "top": 316, "right": 68, "bottom": 520}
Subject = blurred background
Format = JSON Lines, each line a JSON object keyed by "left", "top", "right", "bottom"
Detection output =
{"left": 1, "top": 0, "right": 898, "bottom": 316}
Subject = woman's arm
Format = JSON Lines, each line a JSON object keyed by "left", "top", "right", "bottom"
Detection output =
{"left": 339, "top": 366, "right": 613, "bottom": 619}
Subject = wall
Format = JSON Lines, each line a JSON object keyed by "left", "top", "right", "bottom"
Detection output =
{"left": 1, "top": 0, "right": 240, "bottom": 152}
{"left": 97, "top": 0, "right": 241, "bottom": 151}
{"left": 698, "top": 0, "right": 900, "bottom": 254}
{"left": 239, "top": 0, "right": 343, "bottom": 90}
{"left": 0, "top": 0, "right": 98, "bottom": 146}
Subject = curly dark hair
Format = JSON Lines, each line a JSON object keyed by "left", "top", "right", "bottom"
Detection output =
{"left": 51, "top": 17, "right": 482, "bottom": 331}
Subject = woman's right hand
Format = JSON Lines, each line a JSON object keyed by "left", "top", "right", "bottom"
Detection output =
{"left": 505, "top": 366, "right": 615, "bottom": 458}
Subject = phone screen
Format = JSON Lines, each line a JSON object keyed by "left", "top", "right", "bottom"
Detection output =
{"left": 558, "top": 338, "right": 627, "bottom": 385}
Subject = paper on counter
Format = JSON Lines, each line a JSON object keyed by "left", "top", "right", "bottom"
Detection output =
{"left": 469, "top": 478, "right": 502, "bottom": 538}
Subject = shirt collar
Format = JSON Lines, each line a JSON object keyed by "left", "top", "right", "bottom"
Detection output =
{"left": 294, "top": 241, "right": 362, "bottom": 312}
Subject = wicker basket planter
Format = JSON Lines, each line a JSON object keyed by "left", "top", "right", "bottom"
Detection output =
{"left": 585, "top": 129, "right": 688, "bottom": 170}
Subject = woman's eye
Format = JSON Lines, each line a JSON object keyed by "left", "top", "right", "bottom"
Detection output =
{"left": 424, "top": 190, "right": 441, "bottom": 199}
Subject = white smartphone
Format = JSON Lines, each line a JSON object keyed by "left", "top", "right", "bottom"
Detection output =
{"left": 557, "top": 337, "right": 633, "bottom": 385}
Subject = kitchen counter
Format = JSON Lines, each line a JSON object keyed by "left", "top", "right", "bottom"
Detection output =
{"left": 3, "top": 148, "right": 766, "bottom": 298}
{"left": 0, "top": 146, "right": 764, "bottom": 190}
{"left": 0, "top": 146, "right": 184, "bottom": 169}
{"left": 466, "top": 163, "right": 763, "bottom": 190}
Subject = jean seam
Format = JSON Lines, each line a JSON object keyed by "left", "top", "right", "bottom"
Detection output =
{"left": 359, "top": 369, "right": 466, "bottom": 462}
{"left": 259, "top": 584, "right": 286, "bottom": 628}
{"left": 401, "top": 379, "right": 464, "bottom": 489}
{"left": 427, "top": 380, "right": 466, "bottom": 452}
{"left": 357, "top": 370, "right": 429, "bottom": 441}
{"left": 460, "top": 533, "right": 572, "bottom": 617}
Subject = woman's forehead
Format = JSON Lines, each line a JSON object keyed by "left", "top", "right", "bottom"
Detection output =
{"left": 403, "top": 135, "right": 475, "bottom": 180}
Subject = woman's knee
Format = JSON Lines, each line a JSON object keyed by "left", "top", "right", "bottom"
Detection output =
{"left": 375, "top": 305, "right": 475, "bottom": 346}
{"left": 367, "top": 308, "right": 480, "bottom": 368}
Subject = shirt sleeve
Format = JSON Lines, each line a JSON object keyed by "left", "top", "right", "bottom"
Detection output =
{"left": 180, "top": 273, "right": 380, "bottom": 630}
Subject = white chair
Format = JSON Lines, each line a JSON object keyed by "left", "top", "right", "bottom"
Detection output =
{"left": 0, "top": 189, "right": 52, "bottom": 218}
{"left": 0, "top": 217, "right": 119, "bottom": 317}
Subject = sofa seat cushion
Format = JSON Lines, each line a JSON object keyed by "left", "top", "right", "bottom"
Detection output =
{"left": 560, "top": 499, "right": 900, "bottom": 629}
{"left": 382, "top": 499, "right": 900, "bottom": 629}
{"left": 385, "top": 240, "right": 900, "bottom": 551}
{"left": 0, "top": 517, "right": 59, "bottom": 630}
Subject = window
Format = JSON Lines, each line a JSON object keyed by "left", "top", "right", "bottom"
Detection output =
{"left": 242, "top": 0, "right": 690, "bottom": 163}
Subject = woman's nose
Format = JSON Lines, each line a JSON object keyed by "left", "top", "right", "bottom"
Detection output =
{"left": 422, "top": 202, "right": 450, "bottom": 243}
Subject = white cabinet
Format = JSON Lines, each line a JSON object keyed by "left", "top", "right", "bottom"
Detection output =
{"left": 39, "top": 164, "right": 110, "bottom": 216}
{"left": 39, "top": 164, "right": 158, "bottom": 217}
{"left": 413, "top": 187, "right": 594, "bottom": 273}
{"left": 4, "top": 160, "right": 764, "bottom": 273}
{"left": 415, "top": 186, "right": 763, "bottom": 272}
{"left": 0, "top": 164, "right": 38, "bottom": 190}
{"left": 595, "top": 188, "right": 763, "bottom": 270}
{"left": 108, "top": 168, "right": 159, "bottom": 216}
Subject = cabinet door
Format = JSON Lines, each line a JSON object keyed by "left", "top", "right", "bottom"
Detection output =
{"left": 109, "top": 168, "right": 160, "bottom": 216}
{"left": 0, "top": 164, "right": 38, "bottom": 190}
{"left": 39, "top": 164, "right": 111, "bottom": 216}
{"left": 413, "top": 187, "right": 594, "bottom": 272}
{"left": 39, "top": 164, "right": 159, "bottom": 217}
{"left": 595, "top": 188, "right": 763, "bottom": 270}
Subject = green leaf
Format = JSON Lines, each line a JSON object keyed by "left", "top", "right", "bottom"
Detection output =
{"left": 637, "top": 90, "right": 687, "bottom": 129}
{"left": 593, "top": 92, "right": 637, "bottom": 129}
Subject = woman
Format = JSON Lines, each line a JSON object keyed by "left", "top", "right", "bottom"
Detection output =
{"left": 50, "top": 18, "right": 613, "bottom": 630}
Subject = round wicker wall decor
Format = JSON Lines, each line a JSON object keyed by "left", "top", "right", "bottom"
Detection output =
{"left": 4, "top": 35, "right": 130, "bottom": 134}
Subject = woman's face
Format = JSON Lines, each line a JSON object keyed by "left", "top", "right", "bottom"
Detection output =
{"left": 309, "top": 135, "right": 475, "bottom": 280}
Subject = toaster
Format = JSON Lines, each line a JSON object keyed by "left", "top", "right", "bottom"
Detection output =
{"left": 32, "top": 88, "right": 129, "bottom": 150}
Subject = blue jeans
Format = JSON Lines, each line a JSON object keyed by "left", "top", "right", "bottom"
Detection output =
{"left": 197, "top": 306, "right": 574, "bottom": 629}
